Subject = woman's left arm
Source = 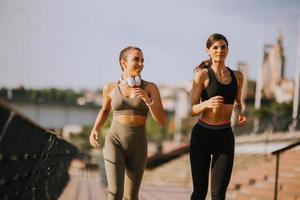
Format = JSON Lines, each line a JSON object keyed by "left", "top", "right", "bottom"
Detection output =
{"left": 146, "top": 83, "right": 166, "bottom": 126}
{"left": 234, "top": 71, "right": 247, "bottom": 126}
{"left": 133, "top": 83, "right": 166, "bottom": 126}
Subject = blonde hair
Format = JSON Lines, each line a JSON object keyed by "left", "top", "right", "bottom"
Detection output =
{"left": 119, "top": 46, "right": 142, "bottom": 71}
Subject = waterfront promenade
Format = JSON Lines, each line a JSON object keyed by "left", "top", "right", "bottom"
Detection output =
{"left": 59, "top": 132, "right": 300, "bottom": 200}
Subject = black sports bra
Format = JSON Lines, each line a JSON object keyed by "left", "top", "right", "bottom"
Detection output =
{"left": 201, "top": 67, "right": 237, "bottom": 104}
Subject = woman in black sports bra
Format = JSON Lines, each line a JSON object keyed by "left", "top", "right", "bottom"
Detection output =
{"left": 189, "top": 33, "right": 247, "bottom": 200}
{"left": 89, "top": 46, "right": 166, "bottom": 200}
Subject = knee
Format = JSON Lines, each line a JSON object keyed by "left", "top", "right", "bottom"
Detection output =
{"left": 190, "top": 190, "right": 207, "bottom": 200}
{"left": 108, "top": 188, "right": 123, "bottom": 200}
{"left": 211, "top": 184, "right": 230, "bottom": 199}
{"left": 123, "top": 195, "right": 138, "bottom": 200}
{"left": 123, "top": 189, "right": 139, "bottom": 200}
{"left": 211, "top": 189, "right": 226, "bottom": 200}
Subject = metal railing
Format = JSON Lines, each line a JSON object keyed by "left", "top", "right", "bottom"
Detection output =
{"left": 0, "top": 99, "right": 79, "bottom": 200}
{"left": 271, "top": 140, "right": 300, "bottom": 200}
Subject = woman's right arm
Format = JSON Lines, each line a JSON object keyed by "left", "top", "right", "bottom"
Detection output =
{"left": 89, "top": 84, "right": 113, "bottom": 148}
{"left": 191, "top": 69, "right": 207, "bottom": 116}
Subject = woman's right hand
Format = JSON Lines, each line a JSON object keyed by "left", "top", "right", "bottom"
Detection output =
{"left": 205, "top": 96, "right": 224, "bottom": 109}
{"left": 89, "top": 129, "right": 101, "bottom": 148}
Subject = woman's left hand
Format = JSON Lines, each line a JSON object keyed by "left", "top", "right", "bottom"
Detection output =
{"left": 236, "top": 114, "right": 247, "bottom": 126}
{"left": 132, "top": 87, "right": 151, "bottom": 103}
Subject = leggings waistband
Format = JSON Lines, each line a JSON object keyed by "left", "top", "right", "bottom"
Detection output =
{"left": 197, "top": 119, "right": 231, "bottom": 130}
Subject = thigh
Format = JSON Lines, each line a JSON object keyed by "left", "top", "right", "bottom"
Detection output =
{"left": 123, "top": 143, "right": 147, "bottom": 200}
{"left": 190, "top": 149, "right": 211, "bottom": 196}
{"left": 189, "top": 123, "right": 212, "bottom": 197}
{"left": 210, "top": 129, "right": 235, "bottom": 198}
{"left": 189, "top": 123, "right": 212, "bottom": 174}
{"left": 103, "top": 135, "right": 126, "bottom": 199}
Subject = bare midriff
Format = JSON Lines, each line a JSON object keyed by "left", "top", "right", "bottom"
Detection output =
{"left": 113, "top": 115, "right": 147, "bottom": 127}
{"left": 200, "top": 104, "right": 233, "bottom": 124}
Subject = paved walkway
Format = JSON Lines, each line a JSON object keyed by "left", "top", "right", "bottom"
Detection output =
{"left": 59, "top": 167, "right": 106, "bottom": 200}
{"left": 59, "top": 131, "right": 300, "bottom": 200}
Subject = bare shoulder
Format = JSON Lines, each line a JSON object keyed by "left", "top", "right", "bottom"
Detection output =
{"left": 232, "top": 70, "right": 244, "bottom": 87}
{"left": 103, "top": 82, "right": 117, "bottom": 92}
{"left": 143, "top": 80, "right": 159, "bottom": 92}
{"left": 143, "top": 80, "right": 156, "bottom": 88}
{"left": 232, "top": 70, "right": 244, "bottom": 81}
{"left": 103, "top": 82, "right": 118, "bottom": 97}
{"left": 194, "top": 68, "right": 209, "bottom": 84}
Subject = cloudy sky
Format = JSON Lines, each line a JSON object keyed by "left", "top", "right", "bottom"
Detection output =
{"left": 0, "top": 0, "right": 299, "bottom": 90}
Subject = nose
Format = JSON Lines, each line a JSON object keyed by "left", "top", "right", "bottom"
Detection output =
{"left": 138, "top": 61, "right": 143, "bottom": 67}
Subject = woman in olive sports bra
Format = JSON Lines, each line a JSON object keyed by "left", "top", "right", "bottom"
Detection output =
{"left": 89, "top": 46, "right": 166, "bottom": 200}
{"left": 189, "top": 33, "right": 247, "bottom": 200}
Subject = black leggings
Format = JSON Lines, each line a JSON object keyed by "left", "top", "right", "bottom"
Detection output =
{"left": 189, "top": 121, "right": 235, "bottom": 200}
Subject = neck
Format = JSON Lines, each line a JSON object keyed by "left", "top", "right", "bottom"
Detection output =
{"left": 211, "top": 61, "right": 226, "bottom": 72}
{"left": 121, "top": 73, "right": 130, "bottom": 80}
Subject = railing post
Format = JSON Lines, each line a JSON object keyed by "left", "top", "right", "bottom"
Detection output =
{"left": 271, "top": 140, "right": 300, "bottom": 200}
{"left": 274, "top": 153, "right": 280, "bottom": 200}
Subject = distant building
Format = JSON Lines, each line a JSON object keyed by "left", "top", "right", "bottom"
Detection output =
{"left": 159, "top": 85, "right": 178, "bottom": 112}
{"left": 77, "top": 89, "right": 103, "bottom": 106}
{"left": 62, "top": 125, "right": 83, "bottom": 139}
{"left": 260, "top": 33, "right": 293, "bottom": 103}
{"left": 159, "top": 82, "right": 194, "bottom": 141}
{"left": 274, "top": 80, "right": 294, "bottom": 103}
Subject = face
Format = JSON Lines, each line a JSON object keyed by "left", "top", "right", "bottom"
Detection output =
{"left": 121, "top": 49, "right": 144, "bottom": 77}
{"left": 206, "top": 39, "right": 228, "bottom": 62}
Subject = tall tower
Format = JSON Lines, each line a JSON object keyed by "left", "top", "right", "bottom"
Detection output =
{"left": 261, "top": 32, "right": 285, "bottom": 99}
{"left": 270, "top": 32, "right": 285, "bottom": 84}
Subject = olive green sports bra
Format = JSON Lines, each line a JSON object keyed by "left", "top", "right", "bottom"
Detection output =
{"left": 111, "top": 81, "right": 149, "bottom": 117}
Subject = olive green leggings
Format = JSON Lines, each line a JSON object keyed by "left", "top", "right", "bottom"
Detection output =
{"left": 103, "top": 121, "right": 147, "bottom": 200}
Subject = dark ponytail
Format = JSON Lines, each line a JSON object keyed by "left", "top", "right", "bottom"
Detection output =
{"left": 194, "top": 59, "right": 212, "bottom": 72}
{"left": 194, "top": 33, "right": 228, "bottom": 72}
